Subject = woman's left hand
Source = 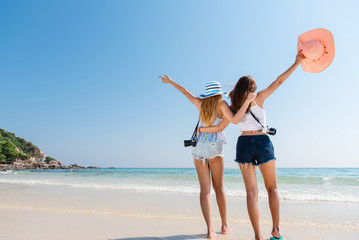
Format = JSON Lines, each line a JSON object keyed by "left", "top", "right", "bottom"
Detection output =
{"left": 295, "top": 49, "right": 305, "bottom": 64}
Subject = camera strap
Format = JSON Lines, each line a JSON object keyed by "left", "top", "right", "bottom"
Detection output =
{"left": 249, "top": 111, "right": 265, "bottom": 128}
{"left": 191, "top": 121, "right": 200, "bottom": 140}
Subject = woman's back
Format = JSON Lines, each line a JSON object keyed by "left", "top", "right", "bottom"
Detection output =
{"left": 197, "top": 114, "right": 227, "bottom": 144}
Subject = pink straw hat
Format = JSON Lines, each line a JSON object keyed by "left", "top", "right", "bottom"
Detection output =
{"left": 297, "top": 28, "right": 335, "bottom": 73}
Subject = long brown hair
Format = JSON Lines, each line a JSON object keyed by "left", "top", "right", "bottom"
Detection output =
{"left": 229, "top": 75, "right": 257, "bottom": 113}
{"left": 200, "top": 95, "right": 222, "bottom": 126}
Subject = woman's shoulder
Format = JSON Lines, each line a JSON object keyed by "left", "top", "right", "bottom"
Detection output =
{"left": 256, "top": 90, "right": 268, "bottom": 103}
{"left": 218, "top": 100, "right": 229, "bottom": 112}
{"left": 254, "top": 95, "right": 264, "bottom": 109}
{"left": 217, "top": 100, "right": 228, "bottom": 119}
{"left": 219, "top": 99, "right": 229, "bottom": 107}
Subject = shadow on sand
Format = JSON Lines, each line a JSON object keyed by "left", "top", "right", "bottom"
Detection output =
{"left": 109, "top": 234, "right": 204, "bottom": 240}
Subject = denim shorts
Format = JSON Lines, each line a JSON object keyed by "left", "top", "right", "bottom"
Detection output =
{"left": 235, "top": 135, "right": 276, "bottom": 166}
{"left": 192, "top": 142, "right": 224, "bottom": 164}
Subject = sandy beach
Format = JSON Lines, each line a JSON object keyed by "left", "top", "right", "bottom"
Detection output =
{"left": 1, "top": 174, "right": 358, "bottom": 240}
{"left": 2, "top": 1, "right": 359, "bottom": 239}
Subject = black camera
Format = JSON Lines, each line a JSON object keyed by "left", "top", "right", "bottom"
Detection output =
{"left": 250, "top": 111, "right": 277, "bottom": 136}
{"left": 184, "top": 121, "right": 200, "bottom": 148}
{"left": 184, "top": 139, "right": 197, "bottom": 147}
{"left": 266, "top": 127, "right": 277, "bottom": 136}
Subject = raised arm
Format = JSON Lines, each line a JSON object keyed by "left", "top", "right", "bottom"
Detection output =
{"left": 256, "top": 50, "right": 305, "bottom": 104}
{"left": 159, "top": 75, "right": 201, "bottom": 110}
{"left": 198, "top": 118, "right": 230, "bottom": 134}
{"left": 220, "top": 93, "right": 256, "bottom": 124}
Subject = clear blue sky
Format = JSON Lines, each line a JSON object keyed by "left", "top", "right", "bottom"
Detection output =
{"left": 1, "top": 0, "right": 358, "bottom": 168}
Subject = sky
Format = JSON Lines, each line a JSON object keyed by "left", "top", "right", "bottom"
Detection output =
{"left": 0, "top": 0, "right": 358, "bottom": 168}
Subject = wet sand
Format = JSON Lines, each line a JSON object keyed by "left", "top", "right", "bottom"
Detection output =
{"left": 0, "top": 183, "right": 358, "bottom": 240}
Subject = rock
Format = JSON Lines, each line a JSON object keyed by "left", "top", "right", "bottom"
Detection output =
{"left": 68, "top": 164, "right": 85, "bottom": 169}
{"left": 0, "top": 160, "right": 86, "bottom": 171}
{"left": 49, "top": 160, "right": 59, "bottom": 166}
{"left": 33, "top": 149, "right": 45, "bottom": 159}
{"left": 87, "top": 166, "right": 99, "bottom": 169}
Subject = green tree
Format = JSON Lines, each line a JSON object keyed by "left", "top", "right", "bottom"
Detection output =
{"left": 45, "top": 156, "right": 57, "bottom": 164}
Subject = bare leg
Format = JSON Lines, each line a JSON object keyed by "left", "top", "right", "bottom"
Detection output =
{"left": 209, "top": 156, "right": 231, "bottom": 234}
{"left": 240, "top": 164, "right": 263, "bottom": 240}
{"left": 194, "top": 159, "right": 216, "bottom": 239}
{"left": 259, "top": 160, "right": 280, "bottom": 238}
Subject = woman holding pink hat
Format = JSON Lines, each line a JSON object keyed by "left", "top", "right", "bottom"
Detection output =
{"left": 199, "top": 28, "right": 334, "bottom": 240}
{"left": 199, "top": 51, "right": 305, "bottom": 240}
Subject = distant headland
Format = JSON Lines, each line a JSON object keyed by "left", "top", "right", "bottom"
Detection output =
{"left": 0, "top": 128, "right": 99, "bottom": 171}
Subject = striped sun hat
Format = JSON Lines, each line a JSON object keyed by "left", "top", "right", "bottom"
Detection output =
{"left": 199, "top": 81, "right": 226, "bottom": 99}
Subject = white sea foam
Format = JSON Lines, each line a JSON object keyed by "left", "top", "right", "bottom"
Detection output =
{"left": 1, "top": 177, "right": 359, "bottom": 203}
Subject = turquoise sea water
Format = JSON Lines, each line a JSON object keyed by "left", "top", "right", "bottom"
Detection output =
{"left": 1, "top": 168, "right": 358, "bottom": 203}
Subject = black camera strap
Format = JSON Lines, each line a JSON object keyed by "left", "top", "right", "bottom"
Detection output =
{"left": 249, "top": 111, "right": 265, "bottom": 128}
{"left": 191, "top": 121, "right": 200, "bottom": 140}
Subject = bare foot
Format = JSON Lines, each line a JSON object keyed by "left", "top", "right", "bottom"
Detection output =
{"left": 255, "top": 234, "right": 264, "bottom": 240}
{"left": 207, "top": 229, "right": 216, "bottom": 239}
{"left": 221, "top": 225, "right": 233, "bottom": 234}
{"left": 271, "top": 229, "right": 281, "bottom": 239}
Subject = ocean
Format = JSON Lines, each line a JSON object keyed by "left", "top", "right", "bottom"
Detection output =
{"left": 1, "top": 167, "right": 359, "bottom": 239}
{"left": 1, "top": 168, "right": 358, "bottom": 203}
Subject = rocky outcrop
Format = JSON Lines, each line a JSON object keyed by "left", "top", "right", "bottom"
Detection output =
{"left": 0, "top": 160, "right": 98, "bottom": 171}
{"left": 0, "top": 128, "right": 101, "bottom": 171}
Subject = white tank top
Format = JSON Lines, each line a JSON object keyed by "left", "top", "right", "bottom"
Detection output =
{"left": 239, "top": 101, "right": 267, "bottom": 132}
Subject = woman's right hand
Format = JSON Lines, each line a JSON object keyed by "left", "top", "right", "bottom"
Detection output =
{"left": 158, "top": 75, "right": 201, "bottom": 109}
{"left": 159, "top": 75, "right": 173, "bottom": 84}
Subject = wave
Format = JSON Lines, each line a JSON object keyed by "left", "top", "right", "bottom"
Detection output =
{"left": 6, "top": 169, "right": 359, "bottom": 185}
{"left": 1, "top": 178, "right": 358, "bottom": 203}
{"left": 276, "top": 176, "right": 359, "bottom": 185}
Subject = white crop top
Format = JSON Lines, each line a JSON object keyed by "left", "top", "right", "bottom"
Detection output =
{"left": 239, "top": 101, "right": 267, "bottom": 132}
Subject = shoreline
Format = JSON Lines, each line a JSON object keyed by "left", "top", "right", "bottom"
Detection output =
{"left": 1, "top": 168, "right": 358, "bottom": 204}
{"left": 0, "top": 183, "right": 358, "bottom": 240}
{"left": 2, "top": 166, "right": 358, "bottom": 171}
{"left": 1, "top": 168, "right": 358, "bottom": 239}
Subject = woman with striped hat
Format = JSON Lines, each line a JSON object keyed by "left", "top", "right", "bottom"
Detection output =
{"left": 160, "top": 75, "right": 254, "bottom": 238}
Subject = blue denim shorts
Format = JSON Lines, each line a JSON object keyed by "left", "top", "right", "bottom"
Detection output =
{"left": 235, "top": 135, "right": 276, "bottom": 166}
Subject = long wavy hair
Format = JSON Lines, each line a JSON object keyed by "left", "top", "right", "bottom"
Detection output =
{"left": 229, "top": 75, "right": 257, "bottom": 113}
{"left": 200, "top": 95, "right": 222, "bottom": 126}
